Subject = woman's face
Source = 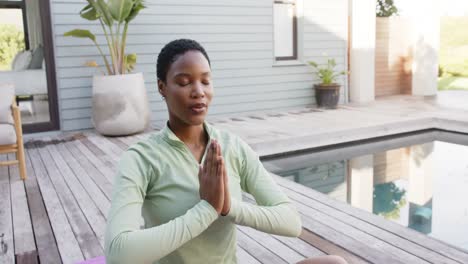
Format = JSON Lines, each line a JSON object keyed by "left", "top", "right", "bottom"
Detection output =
{"left": 158, "top": 50, "right": 213, "bottom": 126}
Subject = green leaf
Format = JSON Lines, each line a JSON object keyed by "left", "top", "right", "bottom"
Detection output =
{"left": 108, "top": 0, "right": 133, "bottom": 22}
{"left": 126, "top": 0, "right": 146, "bottom": 23}
{"left": 125, "top": 53, "right": 137, "bottom": 72}
{"left": 80, "top": 4, "right": 99, "bottom": 21}
{"left": 63, "top": 29, "right": 96, "bottom": 42}
{"left": 308, "top": 61, "right": 318, "bottom": 68}
{"left": 89, "top": 0, "right": 113, "bottom": 26}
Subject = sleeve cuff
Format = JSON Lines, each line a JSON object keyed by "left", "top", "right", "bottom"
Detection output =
{"left": 183, "top": 200, "right": 219, "bottom": 238}
{"left": 223, "top": 198, "right": 240, "bottom": 221}
{"left": 198, "top": 199, "right": 219, "bottom": 220}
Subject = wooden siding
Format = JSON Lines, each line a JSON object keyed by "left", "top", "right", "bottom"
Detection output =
{"left": 375, "top": 17, "right": 413, "bottom": 97}
{"left": 50, "top": 0, "right": 349, "bottom": 131}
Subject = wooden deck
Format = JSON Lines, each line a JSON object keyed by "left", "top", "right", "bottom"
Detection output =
{"left": 2, "top": 131, "right": 468, "bottom": 264}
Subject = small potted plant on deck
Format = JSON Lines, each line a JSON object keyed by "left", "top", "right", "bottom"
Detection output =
{"left": 308, "top": 58, "right": 346, "bottom": 109}
{"left": 64, "top": 0, "right": 150, "bottom": 136}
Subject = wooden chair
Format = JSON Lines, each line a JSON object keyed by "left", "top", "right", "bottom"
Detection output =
{"left": 0, "top": 84, "right": 27, "bottom": 180}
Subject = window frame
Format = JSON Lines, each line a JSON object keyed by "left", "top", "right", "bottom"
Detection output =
{"left": 273, "top": 0, "right": 298, "bottom": 61}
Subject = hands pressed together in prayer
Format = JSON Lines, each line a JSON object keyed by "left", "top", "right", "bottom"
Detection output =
{"left": 198, "top": 139, "right": 231, "bottom": 216}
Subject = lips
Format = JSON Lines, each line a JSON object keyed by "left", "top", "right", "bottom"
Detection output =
{"left": 189, "top": 103, "right": 207, "bottom": 114}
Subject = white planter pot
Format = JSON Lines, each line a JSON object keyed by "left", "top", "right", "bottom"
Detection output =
{"left": 92, "top": 72, "right": 150, "bottom": 136}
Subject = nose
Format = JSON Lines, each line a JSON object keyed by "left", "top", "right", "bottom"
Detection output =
{"left": 190, "top": 81, "right": 205, "bottom": 98}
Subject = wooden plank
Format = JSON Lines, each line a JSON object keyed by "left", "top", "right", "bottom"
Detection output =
{"left": 113, "top": 133, "right": 146, "bottom": 149}
{"left": 27, "top": 146, "right": 84, "bottom": 263}
{"left": 271, "top": 234, "right": 325, "bottom": 259}
{"left": 22, "top": 148, "right": 62, "bottom": 264}
{"left": 242, "top": 195, "right": 372, "bottom": 264}
{"left": 106, "top": 137, "right": 129, "bottom": 151}
{"left": 6, "top": 153, "right": 37, "bottom": 264}
{"left": 300, "top": 213, "right": 405, "bottom": 264}
{"left": 113, "top": 136, "right": 133, "bottom": 148}
{"left": 100, "top": 135, "right": 133, "bottom": 155}
{"left": 299, "top": 230, "right": 369, "bottom": 264}
{"left": 15, "top": 251, "right": 39, "bottom": 264}
{"left": 280, "top": 182, "right": 458, "bottom": 264}
{"left": 72, "top": 139, "right": 115, "bottom": 184}
{"left": 238, "top": 225, "right": 305, "bottom": 263}
{"left": 236, "top": 246, "right": 261, "bottom": 264}
{"left": 0, "top": 155, "right": 14, "bottom": 264}
{"left": 236, "top": 229, "right": 287, "bottom": 264}
{"left": 55, "top": 142, "right": 111, "bottom": 217}
{"left": 85, "top": 134, "right": 122, "bottom": 163}
{"left": 64, "top": 141, "right": 113, "bottom": 200}
{"left": 274, "top": 174, "right": 468, "bottom": 263}
{"left": 89, "top": 135, "right": 125, "bottom": 161}
{"left": 36, "top": 143, "right": 103, "bottom": 259}
{"left": 46, "top": 143, "right": 107, "bottom": 249}
{"left": 78, "top": 137, "right": 114, "bottom": 168}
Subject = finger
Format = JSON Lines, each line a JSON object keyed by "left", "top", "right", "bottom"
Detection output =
{"left": 222, "top": 159, "right": 229, "bottom": 192}
{"left": 217, "top": 141, "right": 222, "bottom": 163}
{"left": 209, "top": 140, "right": 217, "bottom": 179}
{"left": 217, "top": 158, "right": 223, "bottom": 182}
{"left": 217, "top": 141, "right": 222, "bottom": 158}
{"left": 217, "top": 158, "right": 224, "bottom": 198}
{"left": 204, "top": 141, "right": 213, "bottom": 176}
{"left": 222, "top": 159, "right": 227, "bottom": 186}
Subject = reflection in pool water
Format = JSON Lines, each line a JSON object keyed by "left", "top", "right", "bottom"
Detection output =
{"left": 265, "top": 139, "right": 468, "bottom": 250}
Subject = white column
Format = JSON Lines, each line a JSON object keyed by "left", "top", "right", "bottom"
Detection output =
{"left": 349, "top": 155, "right": 374, "bottom": 212}
{"left": 349, "top": 0, "right": 376, "bottom": 103}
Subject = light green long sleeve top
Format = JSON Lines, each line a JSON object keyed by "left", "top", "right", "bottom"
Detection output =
{"left": 104, "top": 121, "right": 302, "bottom": 264}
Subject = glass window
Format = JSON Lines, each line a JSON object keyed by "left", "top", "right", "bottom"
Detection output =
{"left": 0, "top": 0, "right": 51, "bottom": 125}
{"left": 0, "top": 8, "right": 25, "bottom": 70}
{"left": 274, "top": 0, "right": 297, "bottom": 60}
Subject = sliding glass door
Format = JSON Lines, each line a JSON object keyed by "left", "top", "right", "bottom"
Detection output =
{"left": 0, "top": 0, "right": 59, "bottom": 133}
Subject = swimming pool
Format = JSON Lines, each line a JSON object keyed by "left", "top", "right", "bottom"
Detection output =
{"left": 262, "top": 130, "right": 468, "bottom": 251}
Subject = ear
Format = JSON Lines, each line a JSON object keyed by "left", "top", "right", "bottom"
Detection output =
{"left": 158, "top": 79, "right": 166, "bottom": 98}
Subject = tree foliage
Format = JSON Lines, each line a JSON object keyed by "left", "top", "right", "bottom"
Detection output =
{"left": 0, "top": 25, "right": 25, "bottom": 70}
{"left": 376, "top": 0, "right": 399, "bottom": 17}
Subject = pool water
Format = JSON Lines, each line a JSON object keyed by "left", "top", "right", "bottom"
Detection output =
{"left": 263, "top": 132, "right": 468, "bottom": 250}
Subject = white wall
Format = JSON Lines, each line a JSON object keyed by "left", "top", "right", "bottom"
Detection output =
{"left": 349, "top": 0, "right": 376, "bottom": 103}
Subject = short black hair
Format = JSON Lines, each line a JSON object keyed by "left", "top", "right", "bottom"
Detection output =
{"left": 156, "top": 39, "right": 211, "bottom": 83}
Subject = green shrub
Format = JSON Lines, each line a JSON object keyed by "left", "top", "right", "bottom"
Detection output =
{"left": 440, "top": 17, "right": 468, "bottom": 77}
{"left": 376, "top": 0, "right": 399, "bottom": 17}
{"left": 0, "top": 25, "right": 25, "bottom": 70}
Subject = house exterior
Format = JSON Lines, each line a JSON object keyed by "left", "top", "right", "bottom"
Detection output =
{"left": 3, "top": 0, "right": 439, "bottom": 133}
{"left": 50, "top": 0, "right": 349, "bottom": 131}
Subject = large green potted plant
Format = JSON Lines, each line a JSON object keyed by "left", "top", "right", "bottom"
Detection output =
{"left": 64, "top": 0, "right": 150, "bottom": 136}
{"left": 308, "top": 58, "right": 346, "bottom": 109}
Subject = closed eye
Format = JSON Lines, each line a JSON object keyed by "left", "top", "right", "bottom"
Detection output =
{"left": 178, "top": 81, "right": 191, "bottom": 86}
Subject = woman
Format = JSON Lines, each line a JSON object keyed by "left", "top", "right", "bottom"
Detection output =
{"left": 104, "top": 39, "right": 347, "bottom": 264}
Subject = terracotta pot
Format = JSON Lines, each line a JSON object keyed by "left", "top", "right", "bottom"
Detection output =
{"left": 314, "top": 83, "right": 340, "bottom": 109}
{"left": 92, "top": 72, "right": 150, "bottom": 136}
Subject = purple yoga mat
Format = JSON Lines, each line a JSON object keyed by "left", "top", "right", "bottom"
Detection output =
{"left": 75, "top": 256, "right": 105, "bottom": 264}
